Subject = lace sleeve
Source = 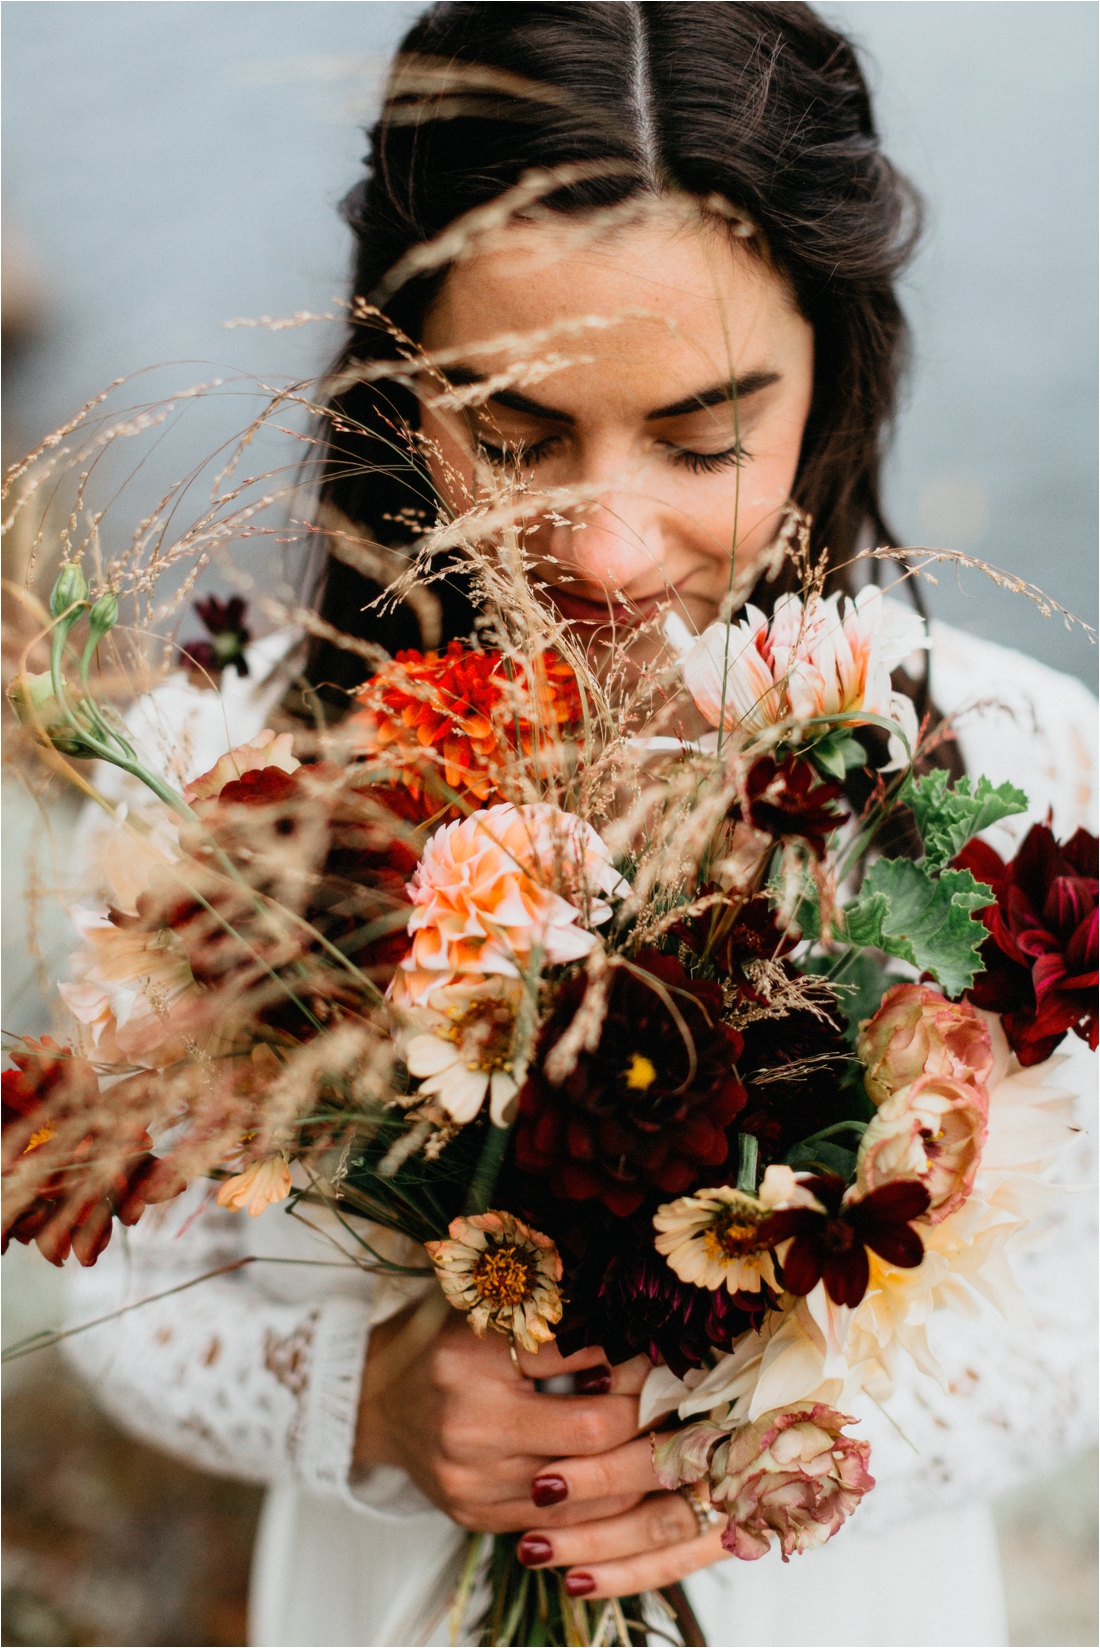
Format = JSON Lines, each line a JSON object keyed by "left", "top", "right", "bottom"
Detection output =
{"left": 61, "top": 1183, "right": 432, "bottom": 1519}
{"left": 62, "top": 1183, "right": 370, "bottom": 1500}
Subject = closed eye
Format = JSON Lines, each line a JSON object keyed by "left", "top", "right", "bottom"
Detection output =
{"left": 477, "top": 434, "right": 564, "bottom": 469}
{"left": 662, "top": 442, "right": 749, "bottom": 474}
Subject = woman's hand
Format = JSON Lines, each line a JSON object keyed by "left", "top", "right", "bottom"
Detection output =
{"left": 355, "top": 1310, "right": 728, "bottom": 1598}
{"left": 354, "top": 1309, "right": 648, "bottom": 1532}
{"left": 516, "top": 1434, "right": 727, "bottom": 1600}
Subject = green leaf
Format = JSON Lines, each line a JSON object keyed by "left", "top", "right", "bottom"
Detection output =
{"left": 810, "top": 731, "right": 866, "bottom": 782}
{"left": 902, "top": 770, "right": 1028, "bottom": 868}
{"left": 786, "top": 1139, "right": 858, "bottom": 1179}
{"left": 840, "top": 858, "right": 995, "bottom": 998}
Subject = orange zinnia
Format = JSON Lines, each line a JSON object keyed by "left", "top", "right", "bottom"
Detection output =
{"left": 349, "top": 643, "right": 583, "bottom": 805}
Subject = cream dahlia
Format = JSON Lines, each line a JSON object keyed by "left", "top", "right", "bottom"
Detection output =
{"left": 675, "top": 589, "right": 925, "bottom": 761}
{"left": 424, "top": 1209, "right": 563, "bottom": 1353}
{"left": 394, "top": 802, "right": 626, "bottom": 1005}
{"left": 404, "top": 977, "right": 524, "bottom": 1127}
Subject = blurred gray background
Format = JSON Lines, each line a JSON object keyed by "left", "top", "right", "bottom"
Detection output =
{"left": 2, "top": 0, "right": 1098, "bottom": 679}
{"left": 2, "top": 5, "right": 1096, "bottom": 1646}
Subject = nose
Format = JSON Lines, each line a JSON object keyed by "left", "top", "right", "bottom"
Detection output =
{"left": 551, "top": 489, "right": 667, "bottom": 597}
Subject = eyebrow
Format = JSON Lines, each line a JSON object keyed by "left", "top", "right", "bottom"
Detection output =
{"left": 441, "top": 367, "right": 781, "bottom": 425}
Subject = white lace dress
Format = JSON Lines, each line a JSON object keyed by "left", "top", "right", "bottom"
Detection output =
{"left": 63, "top": 619, "right": 1098, "bottom": 1648}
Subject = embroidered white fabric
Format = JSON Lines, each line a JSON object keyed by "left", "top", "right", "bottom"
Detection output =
{"left": 61, "top": 618, "right": 1097, "bottom": 1646}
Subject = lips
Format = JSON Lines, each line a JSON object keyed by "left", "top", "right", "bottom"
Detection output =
{"left": 544, "top": 584, "right": 677, "bottom": 629}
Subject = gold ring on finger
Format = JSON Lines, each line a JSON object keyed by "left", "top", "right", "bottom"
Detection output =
{"left": 679, "top": 1483, "right": 724, "bottom": 1539}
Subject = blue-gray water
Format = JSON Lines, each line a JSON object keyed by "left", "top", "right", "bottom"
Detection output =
{"left": 3, "top": 0, "right": 1097, "bottom": 684}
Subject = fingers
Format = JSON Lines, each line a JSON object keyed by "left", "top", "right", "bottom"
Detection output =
{"left": 519, "top": 1490, "right": 698, "bottom": 1569}
{"left": 489, "top": 1390, "right": 640, "bottom": 1461}
{"left": 529, "top": 1435, "right": 659, "bottom": 1508}
{"left": 560, "top": 1524, "right": 729, "bottom": 1601}
{"left": 515, "top": 1339, "right": 616, "bottom": 1380}
{"left": 455, "top": 1492, "right": 642, "bottom": 1536}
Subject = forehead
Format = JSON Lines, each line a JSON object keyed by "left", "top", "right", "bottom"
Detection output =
{"left": 420, "top": 205, "right": 808, "bottom": 406}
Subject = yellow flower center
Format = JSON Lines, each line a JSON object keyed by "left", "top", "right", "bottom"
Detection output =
{"left": 449, "top": 1000, "right": 516, "bottom": 1074}
{"left": 703, "top": 1205, "right": 766, "bottom": 1260}
{"left": 472, "top": 1243, "right": 534, "bottom": 1308}
{"left": 624, "top": 1052, "right": 658, "bottom": 1090}
{"left": 23, "top": 1123, "right": 55, "bottom": 1155}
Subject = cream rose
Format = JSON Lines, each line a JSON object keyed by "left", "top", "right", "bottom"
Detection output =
{"left": 856, "top": 1072, "right": 987, "bottom": 1223}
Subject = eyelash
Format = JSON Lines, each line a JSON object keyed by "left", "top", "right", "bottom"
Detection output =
{"left": 664, "top": 442, "right": 749, "bottom": 474}
{"left": 476, "top": 436, "right": 750, "bottom": 473}
{"left": 476, "top": 437, "right": 563, "bottom": 469}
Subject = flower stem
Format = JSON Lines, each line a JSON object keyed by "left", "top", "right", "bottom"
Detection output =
{"left": 737, "top": 1131, "right": 759, "bottom": 1193}
{"left": 464, "top": 1122, "right": 513, "bottom": 1216}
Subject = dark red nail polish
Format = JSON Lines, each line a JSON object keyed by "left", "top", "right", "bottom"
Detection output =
{"left": 574, "top": 1364, "right": 612, "bottom": 1395}
{"left": 565, "top": 1572, "right": 596, "bottom": 1597}
{"left": 518, "top": 1534, "right": 553, "bottom": 1567}
{"left": 531, "top": 1473, "right": 568, "bottom": 1507}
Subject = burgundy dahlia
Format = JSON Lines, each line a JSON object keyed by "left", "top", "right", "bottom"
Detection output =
{"left": 760, "top": 1174, "right": 929, "bottom": 1308}
{"left": 515, "top": 951, "right": 746, "bottom": 1217}
{"left": 556, "top": 1228, "right": 766, "bottom": 1376}
{"left": 671, "top": 892, "right": 796, "bottom": 992}
{"left": 956, "top": 824, "right": 1098, "bottom": 1065}
{"left": 733, "top": 755, "right": 848, "bottom": 860}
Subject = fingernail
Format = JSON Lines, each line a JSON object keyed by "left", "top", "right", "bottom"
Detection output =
{"left": 518, "top": 1534, "right": 553, "bottom": 1567}
{"left": 531, "top": 1473, "right": 568, "bottom": 1507}
{"left": 565, "top": 1572, "right": 596, "bottom": 1597}
{"left": 574, "top": 1364, "right": 612, "bottom": 1395}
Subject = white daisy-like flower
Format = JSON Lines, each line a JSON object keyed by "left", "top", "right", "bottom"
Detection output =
{"left": 424, "top": 1210, "right": 563, "bottom": 1352}
{"left": 654, "top": 1165, "right": 808, "bottom": 1293}
{"left": 404, "top": 977, "right": 524, "bottom": 1127}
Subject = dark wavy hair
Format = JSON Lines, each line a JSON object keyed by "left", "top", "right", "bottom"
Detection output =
{"left": 306, "top": 0, "right": 923, "bottom": 701}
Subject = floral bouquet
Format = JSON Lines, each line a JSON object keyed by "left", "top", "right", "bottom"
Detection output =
{"left": 4, "top": 534, "right": 1097, "bottom": 1648}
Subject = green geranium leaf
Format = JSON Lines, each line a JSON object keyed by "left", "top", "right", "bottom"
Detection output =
{"left": 902, "top": 770, "right": 1028, "bottom": 869}
{"left": 839, "top": 858, "right": 995, "bottom": 998}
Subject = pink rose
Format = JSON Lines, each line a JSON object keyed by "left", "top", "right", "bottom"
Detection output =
{"left": 857, "top": 983, "right": 993, "bottom": 1109}
{"left": 709, "top": 1404, "right": 874, "bottom": 1562}
{"left": 856, "top": 1072, "right": 987, "bottom": 1223}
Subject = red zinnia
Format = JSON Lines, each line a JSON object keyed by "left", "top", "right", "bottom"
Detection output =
{"left": 734, "top": 755, "right": 848, "bottom": 861}
{"left": 956, "top": 823, "right": 1098, "bottom": 1065}
{"left": 349, "top": 643, "right": 583, "bottom": 808}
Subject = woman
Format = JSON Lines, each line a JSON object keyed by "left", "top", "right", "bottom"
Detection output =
{"left": 65, "top": 6, "right": 1097, "bottom": 1646}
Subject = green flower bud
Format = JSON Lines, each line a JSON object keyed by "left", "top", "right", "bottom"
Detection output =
{"left": 50, "top": 564, "right": 88, "bottom": 618}
{"left": 7, "top": 672, "right": 98, "bottom": 758}
{"left": 87, "top": 590, "right": 120, "bottom": 643}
